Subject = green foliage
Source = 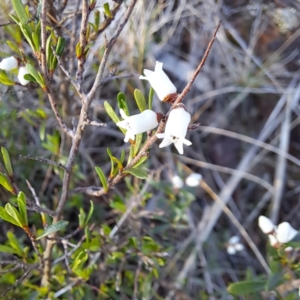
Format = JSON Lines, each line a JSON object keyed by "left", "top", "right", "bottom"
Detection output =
{"left": 95, "top": 166, "right": 108, "bottom": 192}
{"left": 1, "top": 147, "right": 13, "bottom": 177}
{"left": 227, "top": 280, "right": 266, "bottom": 295}
{"left": 123, "top": 167, "right": 148, "bottom": 179}
{"left": 36, "top": 220, "right": 69, "bottom": 240}
{"left": 134, "top": 89, "right": 147, "bottom": 112}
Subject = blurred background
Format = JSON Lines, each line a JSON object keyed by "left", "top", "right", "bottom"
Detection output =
{"left": 1, "top": 0, "right": 300, "bottom": 299}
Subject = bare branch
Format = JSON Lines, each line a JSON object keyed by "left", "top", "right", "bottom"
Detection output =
{"left": 84, "top": 120, "right": 106, "bottom": 127}
{"left": 40, "top": 0, "right": 48, "bottom": 80}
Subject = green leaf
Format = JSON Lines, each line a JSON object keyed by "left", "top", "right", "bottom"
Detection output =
{"left": 78, "top": 208, "right": 86, "bottom": 228}
{"left": 148, "top": 87, "right": 154, "bottom": 110}
{"left": 5, "top": 203, "right": 23, "bottom": 227}
{"left": 265, "top": 272, "right": 284, "bottom": 291}
{"left": 95, "top": 166, "right": 108, "bottom": 192}
{"left": 103, "top": 3, "right": 112, "bottom": 18}
{"left": 1, "top": 147, "right": 13, "bottom": 177}
{"left": 36, "top": 220, "right": 69, "bottom": 240}
{"left": 0, "top": 71, "right": 15, "bottom": 86}
{"left": 104, "top": 101, "right": 123, "bottom": 129}
{"left": 117, "top": 92, "right": 129, "bottom": 116}
{"left": 7, "top": 231, "right": 24, "bottom": 256}
{"left": 0, "top": 173, "right": 15, "bottom": 194}
{"left": 0, "top": 244, "right": 20, "bottom": 255}
{"left": 133, "top": 156, "right": 148, "bottom": 168}
{"left": 107, "top": 148, "right": 116, "bottom": 177}
{"left": 11, "top": 0, "right": 29, "bottom": 24}
{"left": 0, "top": 207, "right": 20, "bottom": 227}
{"left": 123, "top": 167, "right": 148, "bottom": 179}
{"left": 134, "top": 89, "right": 147, "bottom": 112}
{"left": 94, "top": 10, "right": 100, "bottom": 29}
{"left": 111, "top": 156, "right": 123, "bottom": 170}
{"left": 227, "top": 280, "right": 266, "bottom": 295}
{"left": 85, "top": 200, "right": 94, "bottom": 226}
{"left": 17, "top": 192, "right": 28, "bottom": 227}
{"left": 32, "top": 31, "right": 40, "bottom": 52}
{"left": 25, "top": 63, "right": 45, "bottom": 89}
{"left": 7, "top": 41, "right": 21, "bottom": 54}
{"left": 133, "top": 133, "right": 143, "bottom": 156}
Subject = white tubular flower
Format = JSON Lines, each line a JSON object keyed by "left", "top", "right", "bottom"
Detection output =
{"left": 171, "top": 175, "right": 184, "bottom": 189}
{"left": 258, "top": 216, "right": 276, "bottom": 234}
{"left": 18, "top": 66, "right": 30, "bottom": 85}
{"left": 276, "top": 222, "right": 298, "bottom": 243}
{"left": 185, "top": 173, "right": 202, "bottom": 187}
{"left": 0, "top": 56, "right": 18, "bottom": 71}
{"left": 157, "top": 106, "right": 192, "bottom": 154}
{"left": 117, "top": 109, "right": 158, "bottom": 143}
{"left": 227, "top": 236, "right": 244, "bottom": 255}
{"left": 139, "top": 61, "right": 177, "bottom": 101}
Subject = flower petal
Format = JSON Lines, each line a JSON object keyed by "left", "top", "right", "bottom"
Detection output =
{"left": 258, "top": 216, "right": 275, "bottom": 234}
{"left": 182, "top": 138, "right": 192, "bottom": 146}
{"left": 119, "top": 109, "right": 127, "bottom": 119}
{"left": 174, "top": 140, "right": 184, "bottom": 154}
{"left": 159, "top": 137, "right": 172, "bottom": 148}
{"left": 227, "top": 245, "right": 236, "bottom": 255}
{"left": 228, "top": 236, "right": 239, "bottom": 244}
{"left": 139, "top": 75, "right": 148, "bottom": 80}
{"left": 116, "top": 120, "right": 129, "bottom": 130}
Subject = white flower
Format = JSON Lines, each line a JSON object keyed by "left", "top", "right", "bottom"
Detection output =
{"left": 139, "top": 61, "right": 177, "bottom": 101}
{"left": 227, "top": 236, "right": 244, "bottom": 255}
{"left": 276, "top": 222, "right": 298, "bottom": 243}
{"left": 18, "top": 66, "right": 30, "bottom": 85}
{"left": 268, "top": 234, "right": 278, "bottom": 247}
{"left": 0, "top": 56, "right": 18, "bottom": 71}
{"left": 185, "top": 173, "right": 202, "bottom": 187}
{"left": 171, "top": 175, "right": 184, "bottom": 189}
{"left": 116, "top": 109, "right": 158, "bottom": 142}
{"left": 258, "top": 216, "right": 276, "bottom": 234}
{"left": 157, "top": 106, "right": 192, "bottom": 155}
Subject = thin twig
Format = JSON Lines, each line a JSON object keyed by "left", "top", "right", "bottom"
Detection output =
{"left": 70, "top": 186, "right": 104, "bottom": 196}
{"left": 40, "top": 0, "right": 48, "bottom": 79}
{"left": 20, "top": 154, "right": 67, "bottom": 171}
{"left": 84, "top": 120, "right": 106, "bottom": 127}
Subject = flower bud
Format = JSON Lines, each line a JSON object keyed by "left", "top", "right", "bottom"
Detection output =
{"left": 0, "top": 56, "right": 18, "bottom": 71}
{"left": 18, "top": 66, "right": 30, "bottom": 86}
{"left": 139, "top": 61, "right": 177, "bottom": 101}
{"left": 171, "top": 175, "right": 184, "bottom": 189}
{"left": 258, "top": 216, "right": 275, "bottom": 234}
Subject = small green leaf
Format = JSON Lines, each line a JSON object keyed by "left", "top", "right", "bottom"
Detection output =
{"left": 23, "top": 73, "right": 36, "bottom": 83}
{"left": 104, "top": 101, "right": 123, "bottom": 132}
{"left": 25, "top": 63, "right": 45, "bottom": 89}
{"left": 0, "top": 244, "right": 20, "bottom": 255}
{"left": 111, "top": 156, "right": 123, "bottom": 170}
{"left": 1, "top": 147, "right": 13, "bottom": 177}
{"left": 32, "top": 31, "right": 40, "bottom": 52}
{"left": 36, "top": 220, "right": 69, "bottom": 240}
{"left": 78, "top": 208, "right": 86, "bottom": 228}
{"left": 227, "top": 280, "right": 266, "bottom": 295}
{"left": 5, "top": 203, "right": 23, "bottom": 227}
{"left": 17, "top": 191, "right": 28, "bottom": 227}
{"left": 148, "top": 87, "right": 154, "bottom": 110}
{"left": 0, "top": 206, "right": 20, "bottom": 227}
{"left": 103, "top": 3, "right": 112, "bottom": 18}
{"left": 11, "top": 0, "right": 30, "bottom": 24}
{"left": 0, "top": 71, "right": 15, "bottom": 86}
{"left": 133, "top": 133, "right": 143, "bottom": 156}
{"left": 94, "top": 10, "right": 100, "bottom": 29}
{"left": 134, "top": 89, "right": 147, "bottom": 112}
{"left": 85, "top": 200, "right": 94, "bottom": 226}
{"left": 95, "top": 166, "right": 108, "bottom": 192}
{"left": 0, "top": 172, "right": 15, "bottom": 194}
{"left": 123, "top": 167, "right": 148, "bottom": 179}
{"left": 7, "top": 41, "right": 21, "bottom": 54}
{"left": 107, "top": 148, "right": 116, "bottom": 177}
{"left": 133, "top": 156, "right": 148, "bottom": 168}
{"left": 117, "top": 92, "right": 129, "bottom": 116}
{"left": 7, "top": 231, "right": 24, "bottom": 256}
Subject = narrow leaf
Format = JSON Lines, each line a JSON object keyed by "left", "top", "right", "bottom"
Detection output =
{"left": 1, "top": 147, "right": 13, "bottom": 177}
{"left": 103, "top": 3, "right": 112, "bottom": 18}
{"left": 0, "top": 172, "right": 15, "bottom": 194}
{"left": 117, "top": 92, "right": 129, "bottom": 116}
{"left": 148, "top": 87, "right": 154, "bottom": 110}
{"left": 0, "top": 71, "right": 15, "bottom": 86}
{"left": 133, "top": 133, "right": 143, "bottom": 156}
{"left": 95, "top": 166, "right": 108, "bottom": 192}
{"left": 85, "top": 200, "right": 94, "bottom": 226}
{"left": 123, "top": 167, "right": 148, "bottom": 179}
{"left": 17, "top": 191, "right": 28, "bottom": 227}
{"left": 0, "top": 245, "right": 20, "bottom": 255}
{"left": 5, "top": 203, "right": 23, "bottom": 227}
{"left": 104, "top": 101, "right": 121, "bottom": 125}
{"left": 36, "top": 220, "right": 69, "bottom": 240}
{"left": 134, "top": 89, "right": 147, "bottom": 112}
{"left": 11, "top": 0, "right": 29, "bottom": 24}
{"left": 25, "top": 63, "right": 46, "bottom": 89}
{"left": 227, "top": 280, "right": 266, "bottom": 295}
{"left": 0, "top": 206, "right": 20, "bottom": 227}
{"left": 133, "top": 156, "right": 148, "bottom": 168}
